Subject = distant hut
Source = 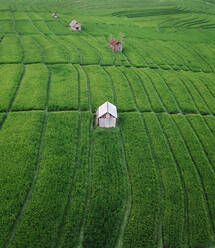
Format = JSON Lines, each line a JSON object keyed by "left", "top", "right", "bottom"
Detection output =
{"left": 109, "top": 34, "right": 123, "bottom": 52}
{"left": 52, "top": 12, "right": 58, "bottom": 18}
{"left": 69, "top": 20, "right": 81, "bottom": 30}
{"left": 96, "top": 101, "right": 117, "bottom": 128}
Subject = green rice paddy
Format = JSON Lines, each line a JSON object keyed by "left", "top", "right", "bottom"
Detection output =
{"left": 0, "top": 0, "right": 215, "bottom": 247}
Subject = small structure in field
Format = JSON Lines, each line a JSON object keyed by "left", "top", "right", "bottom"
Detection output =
{"left": 109, "top": 34, "right": 123, "bottom": 52}
{"left": 69, "top": 20, "right": 81, "bottom": 30}
{"left": 96, "top": 101, "right": 117, "bottom": 128}
{"left": 52, "top": 12, "right": 58, "bottom": 18}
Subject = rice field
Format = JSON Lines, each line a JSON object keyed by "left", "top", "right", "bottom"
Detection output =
{"left": 0, "top": 0, "right": 215, "bottom": 247}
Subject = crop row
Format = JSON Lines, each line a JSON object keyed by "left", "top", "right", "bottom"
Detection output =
{"left": 143, "top": 112, "right": 185, "bottom": 247}
{"left": 0, "top": 112, "right": 44, "bottom": 248}
{"left": 159, "top": 113, "right": 215, "bottom": 247}
{"left": 119, "top": 112, "right": 160, "bottom": 248}
{"left": 1, "top": 32, "right": 215, "bottom": 73}
{"left": 0, "top": 35, "right": 22, "bottom": 62}
{"left": 81, "top": 127, "right": 127, "bottom": 248}
{"left": 48, "top": 64, "right": 79, "bottom": 110}
{"left": 119, "top": 112, "right": 215, "bottom": 247}
{"left": 0, "top": 64, "right": 24, "bottom": 111}
{"left": 133, "top": 68, "right": 215, "bottom": 115}
{"left": 1, "top": 63, "right": 215, "bottom": 115}
{"left": 0, "top": 20, "right": 14, "bottom": 33}
{"left": 58, "top": 112, "right": 91, "bottom": 248}
{"left": 12, "top": 64, "right": 49, "bottom": 110}
{"left": 8, "top": 112, "right": 80, "bottom": 248}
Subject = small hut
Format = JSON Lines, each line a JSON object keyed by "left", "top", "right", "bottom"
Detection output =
{"left": 52, "top": 12, "right": 58, "bottom": 18}
{"left": 96, "top": 101, "right": 117, "bottom": 128}
{"left": 109, "top": 39, "right": 123, "bottom": 52}
{"left": 69, "top": 20, "right": 81, "bottom": 30}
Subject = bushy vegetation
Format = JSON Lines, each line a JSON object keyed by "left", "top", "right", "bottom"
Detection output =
{"left": 0, "top": 0, "right": 215, "bottom": 247}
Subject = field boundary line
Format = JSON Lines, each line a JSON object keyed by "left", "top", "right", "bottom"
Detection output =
{"left": 103, "top": 67, "right": 132, "bottom": 248}
{"left": 172, "top": 116, "right": 215, "bottom": 237}
{"left": 0, "top": 33, "right": 5, "bottom": 43}
{"left": 73, "top": 64, "right": 81, "bottom": 110}
{"left": 3, "top": 65, "right": 51, "bottom": 248}
{"left": 81, "top": 66, "right": 92, "bottom": 112}
{"left": 0, "top": 5, "right": 26, "bottom": 130}
{"left": 1, "top": 61, "right": 215, "bottom": 74}
{"left": 0, "top": 64, "right": 25, "bottom": 131}
{"left": 9, "top": 6, "right": 25, "bottom": 62}
{"left": 1, "top": 108, "right": 215, "bottom": 117}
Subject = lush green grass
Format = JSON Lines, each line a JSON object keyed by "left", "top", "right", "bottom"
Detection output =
{"left": 10, "top": 112, "right": 79, "bottom": 248}
{"left": 118, "top": 67, "right": 152, "bottom": 111}
{"left": 83, "top": 127, "right": 127, "bottom": 248}
{"left": 120, "top": 112, "right": 160, "bottom": 248}
{"left": 0, "top": 35, "right": 22, "bottom": 62}
{"left": 0, "top": 64, "right": 24, "bottom": 111}
{"left": 21, "top": 36, "right": 43, "bottom": 63}
{"left": 16, "top": 20, "right": 39, "bottom": 34}
{"left": 173, "top": 114, "right": 215, "bottom": 247}
{"left": 83, "top": 65, "right": 114, "bottom": 111}
{"left": 49, "top": 64, "right": 79, "bottom": 110}
{"left": 104, "top": 66, "right": 136, "bottom": 111}
{"left": 0, "top": 20, "right": 14, "bottom": 33}
{"left": 134, "top": 68, "right": 165, "bottom": 112}
{"left": 75, "top": 64, "right": 89, "bottom": 111}
{"left": 0, "top": 0, "right": 215, "bottom": 247}
{"left": 33, "top": 35, "right": 70, "bottom": 63}
{"left": 59, "top": 112, "right": 91, "bottom": 248}
{"left": 143, "top": 112, "right": 185, "bottom": 248}
{"left": 0, "top": 113, "right": 6, "bottom": 125}
{"left": 0, "top": 111, "right": 44, "bottom": 248}
{"left": 12, "top": 64, "right": 49, "bottom": 110}
{"left": 158, "top": 113, "right": 214, "bottom": 247}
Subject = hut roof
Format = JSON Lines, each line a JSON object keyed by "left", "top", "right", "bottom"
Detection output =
{"left": 70, "top": 20, "right": 81, "bottom": 26}
{"left": 97, "top": 101, "right": 117, "bottom": 118}
{"left": 109, "top": 39, "right": 120, "bottom": 46}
